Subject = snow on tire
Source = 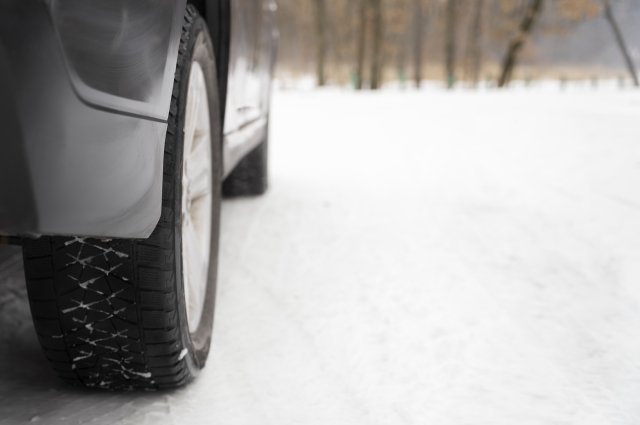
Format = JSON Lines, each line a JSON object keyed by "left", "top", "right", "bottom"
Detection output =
{"left": 22, "top": 5, "right": 222, "bottom": 390}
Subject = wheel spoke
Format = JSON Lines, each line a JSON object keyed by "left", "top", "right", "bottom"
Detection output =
{"left": 184, "top": 220, "right": 206, "bottom": 315}
{"left": 181, "top": 62, "right": 213, "bottom": 333}
{"left": 183, "top": 86, "right": 199, "bottom": 156}
{"left": 187, "top": 147, "right": 212, "bottom": 201}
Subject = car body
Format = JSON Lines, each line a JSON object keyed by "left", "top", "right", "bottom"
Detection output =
{"left": 0, "top": 0, "right": 277, "bottom": 240}
{"left": 0, "top": 0, "right": 277, "bottom": 390}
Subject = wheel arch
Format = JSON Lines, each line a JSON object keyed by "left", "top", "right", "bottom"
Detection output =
{"left": 187, "top": 0, "right": 231, "bottom": 124}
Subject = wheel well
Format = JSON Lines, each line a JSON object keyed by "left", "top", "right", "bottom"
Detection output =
{"left": 187, "top": 0, "right": 230, "bottom": 123}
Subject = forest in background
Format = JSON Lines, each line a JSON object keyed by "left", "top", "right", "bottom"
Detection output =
{"left": 275, "top": 0, "right": 640, "bottom": 89}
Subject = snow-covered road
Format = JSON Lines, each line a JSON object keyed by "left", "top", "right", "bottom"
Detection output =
{"left": 2, "top": 88, "right": 640, "bottom": 424}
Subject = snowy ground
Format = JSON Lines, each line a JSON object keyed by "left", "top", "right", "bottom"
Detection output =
{"left": 2, "top": 88, "right": 640, "bottom": 424}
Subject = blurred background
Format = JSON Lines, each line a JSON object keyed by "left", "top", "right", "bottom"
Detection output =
{"left": 275, "top": 0, "right": 639, "bottom": 90}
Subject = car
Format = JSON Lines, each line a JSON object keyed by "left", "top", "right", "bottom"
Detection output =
{"left": 0, "top": 0, "right": 278, "bottom": 390}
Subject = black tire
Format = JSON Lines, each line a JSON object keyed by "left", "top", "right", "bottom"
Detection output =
{"left": 21, "top": 6, "right": 221, "bottom": 391}
{"left": 222, "top": 135, "right": 269, "bottom": 197}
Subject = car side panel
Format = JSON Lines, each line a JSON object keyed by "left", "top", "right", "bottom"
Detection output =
{"left": 0, "top": 0, "right": 185, "bottom": 238}
{"left": 47, "top": 0, "right": 186, "bottom": 121}
{"left": 0, "top": 0, "right": 277, "bottom": 238}
{"left": 0, "top": 46, "right": 37, "bottom": 234}
{"left": 222, "top": 0, "right": 277, "bottom": 176}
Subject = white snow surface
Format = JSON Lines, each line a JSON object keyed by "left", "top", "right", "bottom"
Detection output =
{"left": 2, "top": 88, "right": 640, "bottom": 424}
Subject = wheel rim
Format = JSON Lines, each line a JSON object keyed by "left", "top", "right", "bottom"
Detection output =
{"left": 182, "top": 61, "right": 213, "bottom": 334}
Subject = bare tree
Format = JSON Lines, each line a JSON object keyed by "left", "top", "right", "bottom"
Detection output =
{"left": 602, "top": 0, "right": 639, "bottom": 87}
{"left": 313, "top": 0, "right": 327, "bottom": 86}
{"left": 466, "top": 0, "right": 484, "bottom": 87}
{"left": 444, "top": 0, "right": 458, "bottom": 89}
{"left": 370, "top": 0, "right": 384, "bottom": 89}
{"left": 355, "top": 0, "right": 368, "bottom": 89}
{"left": 413, "top": 0, "right": 424, "bottom": 87}
{"left": 497, "top": 0, "right": 544, "bottom": 88}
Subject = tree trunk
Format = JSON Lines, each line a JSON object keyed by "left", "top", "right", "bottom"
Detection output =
{"left": 355, "top": 0, "right": 368, "bottom": 90}
{"left": 602, "top": 0, "right": 639, "bottom": 87}
{"left": 370, "top": 0, "right": 384, "bottom": 90}
{"left": 313, "top": 0, "right": 327, "bottom": 87}
{"left": 497, "top": 0, "right": 544, "bottom": 88}
{"left": 413, "top": 0, "right": 424, "bottom": 88}
{"left": 444, "top": 0, "right": 458, "bottom": 89}
{"left": 466, "top": 0, "right": 484, "bottom": 87}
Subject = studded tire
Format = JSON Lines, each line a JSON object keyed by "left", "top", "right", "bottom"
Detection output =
{"left": 21, "top": 6, "right": 221, "bottom": 391}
